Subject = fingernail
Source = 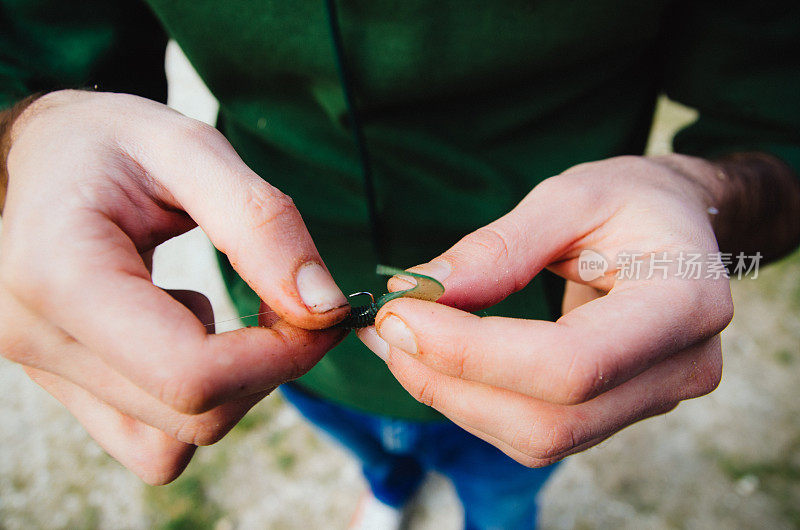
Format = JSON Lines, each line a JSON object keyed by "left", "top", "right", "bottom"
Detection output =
{"left": 412, "top": 260, "right": 452, "bottom": 283}
{"left": 296, "top": 262, "right": 347, "bottom": 313}
{"left": 377, "top": 314, "right": 417, "bottom": 355}
{"left": 357, "top": 326, "right": 389, "bottom": 361}
{"left": 390, "top": 260, "right": 453, "bottom": 290}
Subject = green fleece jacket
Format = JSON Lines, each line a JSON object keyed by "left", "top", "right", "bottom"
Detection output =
{"left": 2, "top": 0, "right": 798, "bottom": 419}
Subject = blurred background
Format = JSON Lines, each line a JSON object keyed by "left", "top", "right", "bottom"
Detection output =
{"left": 1, "top": 43, "right": 799, "bottom": 529}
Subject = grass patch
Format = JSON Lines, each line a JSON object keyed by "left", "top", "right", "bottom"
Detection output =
{"left": 231, "top": 394, "right": 283, "bottom": 436}
{"left": 716, "top": 448, "right": 800, "bottom": 526}
{"left": 145, "top": 472, "right": 223, "bottom": 530}
{"left": 774, "top": 349, "right": 795, "bottom": 366}
{"left": 276, "top": 453, "right": 297, "bottom": 472}
{"left": 233, "top": 411, "right": 260, "bottom": 433}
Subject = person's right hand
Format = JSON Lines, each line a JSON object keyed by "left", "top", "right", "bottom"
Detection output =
{"left": 0, "top": 90, "right": 349, "bottom": 484}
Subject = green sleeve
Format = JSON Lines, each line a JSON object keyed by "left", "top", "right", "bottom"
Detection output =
{"left": 0, "top": 0, "right": 168, "bottom": 111}
{"left": 660, "top": 0, "right": 800, "bottom": 173}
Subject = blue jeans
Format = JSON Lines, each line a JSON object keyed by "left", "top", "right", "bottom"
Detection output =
{"left": 281, "top": 383, "right": 559, "bottom": 530}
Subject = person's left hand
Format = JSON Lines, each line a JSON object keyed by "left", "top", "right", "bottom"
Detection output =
{"left": 358, "top": 154, "right": 734, "bottom": 466}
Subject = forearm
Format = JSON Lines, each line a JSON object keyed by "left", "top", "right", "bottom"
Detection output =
{"left": 652, "top": 152, "right": 800, "bottom": 264}
{"left": 1, "top": 94, "right": 44, "bottom": 214}
{"left": 711, "top": 153, "right": 800, "bottom": 263}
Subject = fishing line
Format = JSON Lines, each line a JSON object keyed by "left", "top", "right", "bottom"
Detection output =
{"left": 203, "top": 311, "right": 273, "bottom": 328}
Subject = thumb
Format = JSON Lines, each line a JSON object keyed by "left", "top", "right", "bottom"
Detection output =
{"left": 390, "top": 178, "right": 595, "bottom": 312}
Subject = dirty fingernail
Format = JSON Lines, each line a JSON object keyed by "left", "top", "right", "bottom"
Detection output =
{"left": 296, "top": 262, "right": 347, "bottom": 313}
{"left": 377, "top": 314, "right": 418, "bottom": 355}
{"left": 357, "top": 326, "right": 389, "bottom": 361}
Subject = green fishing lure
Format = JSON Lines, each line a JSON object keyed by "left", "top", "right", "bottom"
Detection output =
{"left": 338, "top": 265, "right": 445, "bottom": 329}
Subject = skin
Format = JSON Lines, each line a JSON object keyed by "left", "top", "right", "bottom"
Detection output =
{"left": 0, "top": 90, "right": 349, "bottom": 484}
{"left": 359, "top": 154, "right": 800, "bottom": 467}
{"left": 1, "top": 89, "right": 799, "bottom": 482}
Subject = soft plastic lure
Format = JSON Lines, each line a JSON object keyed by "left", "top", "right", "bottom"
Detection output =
{"left": 338, "top": 265, "right": 445, "bottom": 329}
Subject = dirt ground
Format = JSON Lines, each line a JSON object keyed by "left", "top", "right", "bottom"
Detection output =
{"left": 1, "top": 43, "right": 798, "bottom": 529}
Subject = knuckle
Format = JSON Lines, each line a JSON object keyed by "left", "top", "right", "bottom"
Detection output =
{"left": 656, "top": 402, "right": 680, "bottom": 416}
{"left": 412, "top": 377, "right": 438, "bottom": 408}
{"left": 177, "top": 417, "right": 229, "bottom": 447}
{"left": 0, "top": 241, "right": 75, "bottom": 316}
{"left": 0, "top": 328, "right": 27, "bottom": 363}
{"left": 518, "top": 454, "right": 561, "bottom": 468}
{"left": 557, "top": 155, "right": 639, "bottom": 179}
{"left": 158, "top": 372, "right": 217, "bottom": 415}
{"left": 279, "top": 347, "right": 308, "bottom": 383}
{"left": 528, "top": 171, "right": 609, "bottom": 218}
{"left": 137, "top": 451, "right": 191, "bottom": 486}
{"left": 286, "top": 350, "right": 310, "bottom": 381}
{"left": 514, "top": 452, "right": 541, "bottom": 468}
{"left": 703, "top": 348, "right": 724, "bottom": 393}
{"left": 608, "top": 154, "right": 644, "bottom": 168}
{"left": 241, "top": 182, "right": 299, "bottom": 233}
{"left": 689, "top": 283, "right": 734, "bottom": 338}
{"left": 515, "top": 419, "right": 577, "bottom": 462}
{"left": 536, "top": 172, "right": 578, "bottom": 194}
{"left": 513, "top": 448, "right": 564, "bottom": 468}
{"left": 540, "top": 420, "right": 579, "bottom": 460}
{"left": 193, "top": 425, "right": 227, "bottom": 447}
{"left": 508, "top": 422, "right": 538, "bottom": 459}
{"left": 711, "top": 292, "right": 735, "bottom": 333}
{"left": 559, "top": 351, "right": 605, "bottom": 405}
{"left": 268, "top": 327, "right": 312, "bottom": 382}
{"left": 471, "top": 226, "right": 513, "bottom": 266}
{"left": 0, "top": 246, "right": 36, "bottom": 300}
{"left": 177, "top": 118, "right": 224, "bottom": 147}
{"left": 0, "top": 293, "right": 52, "bottom": 367}
{"left": 688, "top": 345, "right": 724, "bottom": 398}
{"left": 460, "top": 225, "right": 524, "bottom": 296}
{"left": 439, "top": 339, "right": 469, "bottom": 379}
{"left": 126, "top": 427, "right": 194, "bottom": 485}
{"left": 531, "top": 174, "right": 566, "bottom": 195}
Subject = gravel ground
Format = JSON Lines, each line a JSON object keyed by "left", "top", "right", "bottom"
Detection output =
{"left": 1, "top": 44, "right": 798, "bottom": 529}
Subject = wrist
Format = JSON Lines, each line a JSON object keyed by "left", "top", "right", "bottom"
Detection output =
{"left": 712, "top": 152, "right": 800, "bottom": 262}
{"left": 647, "top": 152, "right": 728, "bottom": 228}
{"left": 650, "top": 152, "right": 800, "bottom": 262}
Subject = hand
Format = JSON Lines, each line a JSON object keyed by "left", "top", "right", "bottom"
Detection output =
{"left": 359, "top": 155, "right": 734, "bottom": 467}
{"left": 0, "top": 90, "right": 349, "bottom": 484}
